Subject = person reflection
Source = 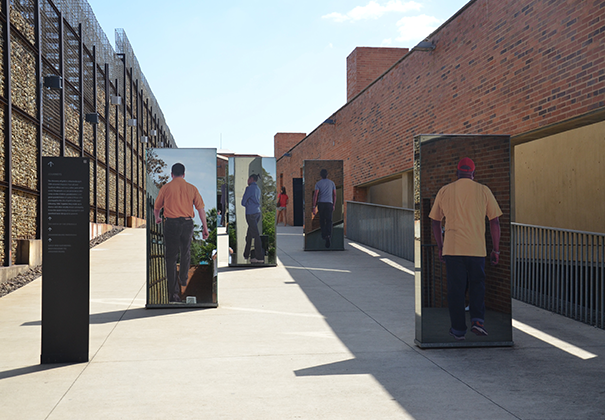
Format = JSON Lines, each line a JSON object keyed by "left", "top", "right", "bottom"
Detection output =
{"left": 154, "top": 163, "right": 209, "bottom": 303}
{"left": 312, "top": 169, "right": 336, "bottom": 248}
{"left": 241, "top": 174, "right": 265, "bottom": 264}
{"left": 429, "top": 158, "right": 502, "bottom": 341}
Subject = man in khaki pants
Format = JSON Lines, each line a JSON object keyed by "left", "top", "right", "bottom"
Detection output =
{"left": 154, "top": 163, "right": 208, "bottom": 302}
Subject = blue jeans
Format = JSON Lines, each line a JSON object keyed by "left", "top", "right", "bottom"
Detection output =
{"left": 444, "top": 256, "right": 486, "bottom": 335}
{"left": 244, "top": 213, "right": 264, "bottom": 260}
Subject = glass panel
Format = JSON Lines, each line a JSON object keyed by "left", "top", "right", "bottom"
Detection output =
{"left": 227, "top": 156, "right": 277, "bottom": 266}
{"left": 146, "top": 148, "right": 218, "bottom": 307}
{"left": 414, "top": 134, "right": 513, "bottom": 348}
{"left": 303, "top": 160, "right": 344, "bottom": 251}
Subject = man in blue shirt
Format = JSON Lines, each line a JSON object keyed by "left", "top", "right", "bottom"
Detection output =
{"left": 241, "top": 174, "right": 265, "bottom": 263}
{"left": 312, "top": 169, "right": 337, "bottom": 248}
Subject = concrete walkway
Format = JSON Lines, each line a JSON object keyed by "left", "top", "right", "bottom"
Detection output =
{"left": 1, "top": 226, "right": 604, "bottom": 419}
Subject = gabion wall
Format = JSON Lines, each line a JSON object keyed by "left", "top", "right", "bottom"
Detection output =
{"left": 0, "top": 0, "right": 176, "bottom": 266}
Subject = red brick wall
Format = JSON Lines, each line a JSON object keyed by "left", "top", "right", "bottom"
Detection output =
{"left": 274, "top": 133, "right": 306, "bottom": 161}
{"left": 347, "top": 47, "right": 409, "bottom": 102}
{"left": 419, "top": 135, "right": 511, "bottom": 313}
{"left": 276, "top": 0, "right": 605, "bottom": 232}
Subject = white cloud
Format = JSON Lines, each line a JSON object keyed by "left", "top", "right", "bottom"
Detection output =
{"left": 395, "top": 14, "right": 442, "bottom": 42}
{"left": 322, "top": 0, "right": 423, "bottom": 22}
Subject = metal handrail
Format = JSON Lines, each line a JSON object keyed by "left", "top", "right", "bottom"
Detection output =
{"left": 511, "top": 223, "right": 605, "bottom": 329}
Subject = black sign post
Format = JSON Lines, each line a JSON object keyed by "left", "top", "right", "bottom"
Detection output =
{"left": 41, "top": 157, "right": 90, "bottom": 364}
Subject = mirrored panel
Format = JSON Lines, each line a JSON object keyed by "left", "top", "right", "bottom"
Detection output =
{"left": 146, "top": 148, "right": 218, "bottom": 308}
{"left": 303, "top": 160, "right": 344, "bottom": 251}
{"left": 414, "top": 135, "right": 512, "bottom": 347}
{"left": 228, "top": 157, "right": 277, "bottom": 266}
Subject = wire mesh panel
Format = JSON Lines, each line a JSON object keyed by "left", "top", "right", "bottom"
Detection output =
{"left": 11, "top": 190, "right": 37, "bottom": 263}
{"left": 118, "top": 138, "right": 124, "bottom": 175}
{"left": 11, "top": 113, "right": 38, "bottom": 190}
{"left": 117, "top": 175, "right": 124, "bottom": 214}
{"left": 107, "top": 168, "right": 116, "bottom": 213}
{"left": 11, "top": 37, "right": 37, "bottom": 115}
{"left": 42, "top": 131, "right": 60, "bottom": 156}
{"left": 97, "top": 163, "right": 105, "bottom": 211}
{"left": 0, "top": 106, "right": 5, "bottom": 182}
{"left": 65, "top": 142, "right": 78, "bottom": 157}
{"left": 0, "top": 188, "right": 6, "bottom": 263}
{"left": 82, "top": 47, "right": 94, "bottom": 156}
{"left": 63, "top": 21, "right": 79, "bottom": 87}
{"left": 126, "top": 181, "right": 131, "bottom": 220}
{"left": 64, "top": 84, "right": 79, "bottom": 146}
{"left": 82, "top": 45, "right": 94, "bottom": 109}
{"left": 11, "top": 0, "right": 37, "bottom": 46}
{"left": 0, "top": 21, "right": 5, "bottom": 99}
{"left": 42, "top": 62, "right": 61, "bottom": 136}
{"left": 97, "top": 121, "right": 105, "bottom": 163}
{"left": 40, "top": 0, "right": 60, "bottom": 74}
{"left": 126, "top": 144, "right": 131, "bottom": 181}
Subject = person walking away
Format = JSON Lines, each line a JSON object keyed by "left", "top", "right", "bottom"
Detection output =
{"left": 277, "top": 186, "right": 289, "bottom": 226}
{"left": 429, "top": 157, "right": 502, "bottom": 341}
{"left": 241, "top": 174, "right": 265, "bottom": 263}
{"left": 312, "top": 169, "right": 336, "bottom": 248}
{"left": 154, "top": 163, "right": 209, "bottom": 303}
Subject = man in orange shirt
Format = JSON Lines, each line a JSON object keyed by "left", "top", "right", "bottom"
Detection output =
{"left": 154, "top": 163, "right": 209, "bottom": 302}
{"left": 429, "top": 158, "right": 502, "bottom": 340}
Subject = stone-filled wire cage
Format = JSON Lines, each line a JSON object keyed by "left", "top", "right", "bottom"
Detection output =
{"left": 0, "top": 0, "right": 176, "bottom": 266}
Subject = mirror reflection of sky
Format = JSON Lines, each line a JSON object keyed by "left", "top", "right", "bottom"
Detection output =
{"left": 263, "top": 157, "right": 276, "bottom": 182}
{"left": 150, "top": 148, "right": 217, "bottom": 210}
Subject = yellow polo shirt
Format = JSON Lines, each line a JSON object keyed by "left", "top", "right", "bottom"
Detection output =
{"left": 429, "top": 178, "right": 502, "bottom": 257}
{"left": 154, "top": 177, "right": 204, "bottom": 219}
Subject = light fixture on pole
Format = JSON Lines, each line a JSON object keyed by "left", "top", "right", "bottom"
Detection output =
{"left": 43, "top": 75, "right": 63, "bottom": 90}
{"left": 413, "top": 40, "right": 436, "bottom": 52}
{"left": 110, "top": 95, "right": 122, "bottom": 106}
{"left": 85, "top": 113, "right": 99, "bottom": 124}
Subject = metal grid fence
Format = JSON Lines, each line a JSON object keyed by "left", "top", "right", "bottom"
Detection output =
{"left": 512, "top": 223, "right": 605, "bottom": 329}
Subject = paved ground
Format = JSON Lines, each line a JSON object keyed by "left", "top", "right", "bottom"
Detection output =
{"left": 1, "top": 226, "right": 604, "bottom": 419}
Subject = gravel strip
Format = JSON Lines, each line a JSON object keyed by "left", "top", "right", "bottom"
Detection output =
{"left": 0, "top": 226, "right": 127, "bottom": 298}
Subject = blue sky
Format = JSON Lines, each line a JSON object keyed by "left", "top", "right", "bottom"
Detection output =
{"left": 151, "top": 148, "right": 217, "bottom": 211}
{"left": 86, "top": 0, "right": 470, "bottom": 156}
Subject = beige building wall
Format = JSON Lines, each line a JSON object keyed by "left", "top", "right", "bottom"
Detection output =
{"left": 366, "top": 172, "right": 414, "bottom": 208}
{"left": 514, "top": 121, "right": 605, "bottom": 233}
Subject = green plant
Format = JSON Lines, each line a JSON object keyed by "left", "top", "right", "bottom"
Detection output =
{"left": 190, "top": 208, "right": 218, "bottom": 265}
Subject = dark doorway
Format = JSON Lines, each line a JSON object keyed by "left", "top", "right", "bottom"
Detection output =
{"left": 292, "top": 178, "right": 303, "bottom": 226}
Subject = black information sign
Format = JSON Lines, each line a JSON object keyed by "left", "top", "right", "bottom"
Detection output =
{"left": 41, "top": 157, "right": 90, "bottom": 364}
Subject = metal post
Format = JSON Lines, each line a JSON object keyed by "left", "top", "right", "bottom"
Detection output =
{"left": 114, "top": 78, "right": 119, "bottom": 225}
{"left": 59, "top": 12, "right": 65, "bottom": 156}
{"left": 92, "top": 45, "right": 98, "bottom": 222}
{"left": 4, "top": 0, "right": 12, "bottom": 266}
{"left": 78, "top": 24, "right": 83, "bottom": 157}
{"left": 36, "top": 0, "right": 43, "bottom": 241}
{"left": 105, "top": 63, "right": 110, "bottom": 223}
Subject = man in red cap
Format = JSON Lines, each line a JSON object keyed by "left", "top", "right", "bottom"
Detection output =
{"left": 429, "top": 157, "right": 502, "bottom": 341}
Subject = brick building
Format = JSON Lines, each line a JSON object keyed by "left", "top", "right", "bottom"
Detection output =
{"left": 275, "top": 0, "right": 605, "bottom": 235}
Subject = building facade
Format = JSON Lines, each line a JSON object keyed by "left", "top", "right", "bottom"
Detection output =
{"left": 276, "top": 0, "right": 605, "bottom": 235}
{"left": 0, "top": 0, "right": 176, "bottom": 268}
